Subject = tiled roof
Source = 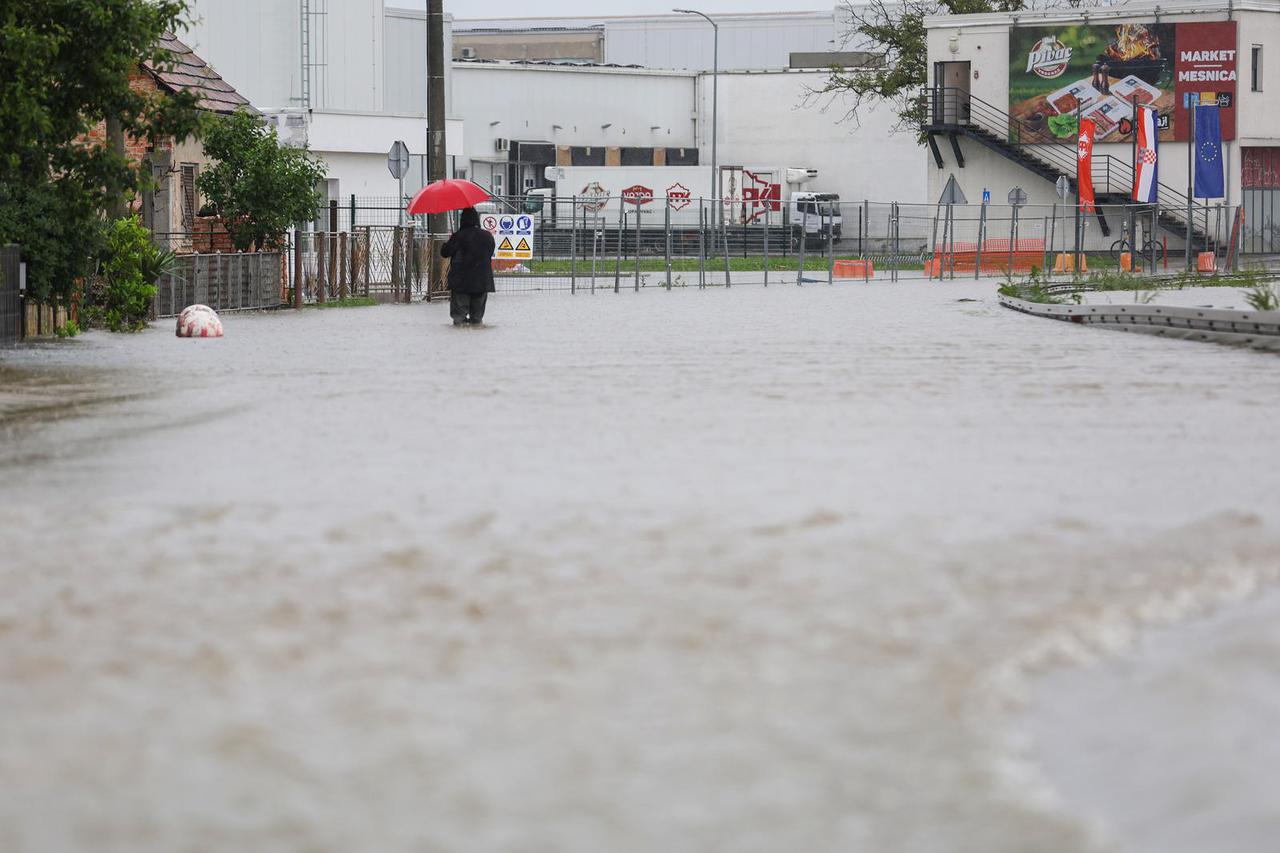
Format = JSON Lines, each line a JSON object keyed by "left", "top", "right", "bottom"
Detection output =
{"left": 143, "top": 32, "right": 256, "bottom": 115}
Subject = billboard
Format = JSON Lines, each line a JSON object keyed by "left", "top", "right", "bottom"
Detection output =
{"left": 1009, "top": 21, "right": 1237, "bottom": 144}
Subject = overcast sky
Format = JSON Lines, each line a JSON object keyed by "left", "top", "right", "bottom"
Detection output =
{"left": 392, "top": 1, "right": 831, "bottom": 18}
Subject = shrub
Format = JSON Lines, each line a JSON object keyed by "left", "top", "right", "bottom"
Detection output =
{"left": 85, "top": 216, "right": 176, "bottom": 332}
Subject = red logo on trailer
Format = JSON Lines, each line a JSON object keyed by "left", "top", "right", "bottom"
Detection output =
{"left": 741, "top": 170, "right": 781, "bottom": 222}
{"left": 666, "top": 183, "right": 691, "bottom": 210}
{"left": 621, "top": 184, "right": 654, "bottom": 205}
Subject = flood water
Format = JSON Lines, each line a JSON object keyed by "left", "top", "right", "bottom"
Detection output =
{"left": 2, "top": 282, "right": 1278, "bottom": 852}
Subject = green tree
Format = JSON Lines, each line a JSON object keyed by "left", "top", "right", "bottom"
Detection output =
{"left": 197, "top": 110, "right": 328, "bottom": 251}
{"left": 0, "top": 0, "right": 202, "bottom": 302}
{"left": 818, "top": 0, "right": 1026, "bottom": 138}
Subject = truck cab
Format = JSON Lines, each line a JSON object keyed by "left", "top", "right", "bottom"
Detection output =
{"left": 789, "top": 192, "right": 842, "bottom": 249}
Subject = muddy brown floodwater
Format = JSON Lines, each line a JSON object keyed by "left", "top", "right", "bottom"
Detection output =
{"left": 2, "top": 283, "right": 1278, "bottom": 853}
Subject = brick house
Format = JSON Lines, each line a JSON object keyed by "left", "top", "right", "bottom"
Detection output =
{"left": 88, "top": 32, "right": 257, "bottom": 252}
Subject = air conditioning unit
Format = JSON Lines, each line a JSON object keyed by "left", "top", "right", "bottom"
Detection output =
{"left": 460, "top": 47, "right": 477, "bottom": 59}
{"left": 785, "top": 167, "right": 819, "bottom": 184}
{"left": 494, "top": 137, "right": 510, "bottom": 153}
{"left": 544, "top": 166, "right": 565, "bottom": 181}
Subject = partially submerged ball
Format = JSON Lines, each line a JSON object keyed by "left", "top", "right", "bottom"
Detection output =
{"left": 176, "top": 304, "right": 223, "bottom": 338}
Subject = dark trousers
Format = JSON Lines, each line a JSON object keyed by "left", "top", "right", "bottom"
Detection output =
{"left": 450, "top": 292, "right": 488, "bottom": 324}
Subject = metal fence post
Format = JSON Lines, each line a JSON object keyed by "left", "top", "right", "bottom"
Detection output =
{"left": 363, "top": 227, "right": 372, "bottom": 296}
{"left": 974, "top": 202, "right": 987, "bottom": 279}
{"left": 570, "top": 197, "right": 578, "bottom": 295}
{"left": 698, "top": 201, "right": 706, "bottom": 289}
{"left": 664, "top": 201, "right": 672, "bottom": 290}
{"left": 763, "top": 202, "right": 770, "bottom": 287}
{"left": 722, "top": 203, "right": 732, "bottom": 287}
{"left": 614, "top": 202, "right": 623, "bottom": 294}
{"left": 635, "top": 202, "right": 642, "bottom": 292}
{"left": 796, "top": 212, "right": 807, "bottom": 286}
{"left": 826, "top": 206, "right": 834, "bottom": 286}
{"left": 1007, "top": 205, "right": 1017, "bottom": 276}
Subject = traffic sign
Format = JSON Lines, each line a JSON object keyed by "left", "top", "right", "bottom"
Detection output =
{"left": 1056, "top": 175, "right": 1070, "bottom": 200}
{"left": 482, "top": 209, "right": 535, "bottom": 260}
{"left": 982, "top": 188, "right": 991, "bottom": 205}
{"left": 1007, "top": 186, "right": 1028, "bottom": 207}
{"left": 938, "top": 174, "right": 968, "bottom": 205}
{"left": 387, "top": 140, "right": 410, "bottom": 179}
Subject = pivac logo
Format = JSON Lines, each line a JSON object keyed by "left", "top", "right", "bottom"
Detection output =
{"left": 1026, "top": 35, "right": 1072, "bottom": 79}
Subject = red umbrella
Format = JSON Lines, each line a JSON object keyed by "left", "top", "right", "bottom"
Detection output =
{"left": 406, "top": 179, "right": 491, "bottom": 215}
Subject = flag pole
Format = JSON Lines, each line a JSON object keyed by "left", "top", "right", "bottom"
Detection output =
{"left": 1131, "top": 94, "right": 1138, "bottom": 259}
{"left": 1075, "top": 101, "right": 1082, "bottom": 274}
{"left": 1186, "top": 99, "right": 1195, "bottom": 272}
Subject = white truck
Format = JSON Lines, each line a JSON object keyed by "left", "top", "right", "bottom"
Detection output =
{"left": 521, "top": 165, "right": 842, "bottom": 248}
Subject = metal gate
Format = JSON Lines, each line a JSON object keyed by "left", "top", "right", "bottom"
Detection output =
{"left": 0, "top": 245, "right": 20, "bottom": 346}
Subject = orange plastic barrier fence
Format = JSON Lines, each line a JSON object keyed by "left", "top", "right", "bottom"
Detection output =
{"left": 833, "top": 259, "right": 874, "bottom": 278}
{"left": 927, "top": 239, "right": 1046, "bottom": 275}
{"left": 1196, "top": 251, "right": 1217, "bottom": 273}
{"left": 1052, "top": 253, "right": 1087, "bottom": 273}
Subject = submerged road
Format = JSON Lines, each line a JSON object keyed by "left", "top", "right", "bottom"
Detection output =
{"left": 2, "top": 282, "right": 1278, "bottom": 852}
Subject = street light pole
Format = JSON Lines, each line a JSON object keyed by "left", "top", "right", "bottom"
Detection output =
{"left": 675, "top": 9, "right": 718, "bottom": 222}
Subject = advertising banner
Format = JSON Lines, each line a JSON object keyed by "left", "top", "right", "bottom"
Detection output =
{"left": 1009, "top": 21, "right": 1236, "bottom": 144}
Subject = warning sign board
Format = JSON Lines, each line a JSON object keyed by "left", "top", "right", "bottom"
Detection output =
{"left": 482, "top": 213, "right": 535, "bottom": 260}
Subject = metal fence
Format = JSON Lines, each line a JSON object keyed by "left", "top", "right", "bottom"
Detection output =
{"left": 1, "top": 245, "right": 20, "bottom": 345}
{"left": 154, "top": 251, "right": 285, "bottom": 317}
{"left": 448, "top": 196, "right": 1246, "bottom": 294}
{"left": 294, "top": 226, "right": 435, "bottom": 303}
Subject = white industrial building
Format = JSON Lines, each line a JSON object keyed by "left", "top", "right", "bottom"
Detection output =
{"left": 453, "top": 9, "right": 845, "bottom": 70}
{"left": 175, "top": 2, "right": 927, "bottom": 218}
{"left": 453, "top": 61, "right": 927, "bottom": 206}
{"left": 177, "top": 0, "right": 465, "bottom": 205}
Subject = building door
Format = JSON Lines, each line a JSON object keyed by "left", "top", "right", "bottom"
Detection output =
{"left": 933, "top": 61, "right": 971, "bottom": 125}
{"left": 1242, "top": 147, "right": 1280, "bottom": 253}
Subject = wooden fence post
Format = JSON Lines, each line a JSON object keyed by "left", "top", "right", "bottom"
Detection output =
{"left": 339, "top": 231, "right": 349, "bottom": 300}
{"left": 391, "top": 225, "right": 403, "bottom": 301}
{"left": 404, "top": 223, "right": 415, "bottom": 304}
{"left": 317, "top": 232, "right": 328, "bottom": 304}
{"left": 363, "top": 227, "right": 372, "bottom": 296}
{"left": 293, "top": 232, "right": 303, "bottom": 309}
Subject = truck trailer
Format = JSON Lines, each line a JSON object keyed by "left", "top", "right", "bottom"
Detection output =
{"left": 521, "top": 165, "right": 842, "bottom": 249}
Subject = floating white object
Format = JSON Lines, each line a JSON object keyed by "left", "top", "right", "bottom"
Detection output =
{"left": 176, "top": 304, "right": 223, "bottom": 338}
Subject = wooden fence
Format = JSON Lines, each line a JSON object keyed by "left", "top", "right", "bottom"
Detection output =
{"left": 154, "top": 250, "right": 284, "bottom": 317}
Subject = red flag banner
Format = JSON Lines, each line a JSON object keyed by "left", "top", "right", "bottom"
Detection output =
{"left": 1077, "top": 117, "right": 1097, "bottom": 213}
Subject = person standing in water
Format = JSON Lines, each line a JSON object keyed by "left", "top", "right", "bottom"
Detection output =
{"left": 440, "top": 207, "right": 496, "bottom": 325}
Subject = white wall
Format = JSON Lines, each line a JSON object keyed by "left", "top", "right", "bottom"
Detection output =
{"left": 712, "top": 70, "right": 929, "bottom": 205}
{"left": 182, "top": 0, "right": 300, "bottom": 109}
{"left": 452, "top": 64, "right": 698, "bottom": 169}
{"left": 604, "top": 11, "right": 837, "bottom": 70}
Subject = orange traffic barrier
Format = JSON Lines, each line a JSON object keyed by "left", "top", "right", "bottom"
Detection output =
{"left": 1053, "top": 253, "right": 1087, "bottom": 273}
{"left": 1196, "top": 251, "right": 1217, "bottom": 273}
{"left": 1119, "top": 252, "right": 1144, "bottom": 272}
{"left": 834, "top": 259, "right": 874, "bottom": 279}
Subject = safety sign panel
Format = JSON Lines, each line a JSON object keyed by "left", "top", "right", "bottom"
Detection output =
{"left": 481, "top": 213, "right": 535, "bottom": 260}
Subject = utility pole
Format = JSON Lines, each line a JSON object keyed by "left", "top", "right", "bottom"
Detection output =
{"left": 426, "top": 0, "right": 447, "bottom": 297}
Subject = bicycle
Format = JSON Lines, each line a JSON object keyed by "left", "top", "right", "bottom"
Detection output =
{"left": 1109, "top": 236, "right": 1166, "bottom": 265}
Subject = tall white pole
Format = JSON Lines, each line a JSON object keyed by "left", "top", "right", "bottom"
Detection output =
{"left": 675, "top": 9, "right": 718, "bottom": 223}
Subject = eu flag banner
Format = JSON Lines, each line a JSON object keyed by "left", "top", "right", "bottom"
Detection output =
{"left": 1132, "top": 107, "right": 1159, "bottom": 204}
{"left": 1194, "top": 104, "right": 1224, "bottom": 199}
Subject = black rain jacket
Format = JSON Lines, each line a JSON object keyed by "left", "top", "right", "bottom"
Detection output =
{"left": 441, "top": 208, "right": 496, "bottom": 294}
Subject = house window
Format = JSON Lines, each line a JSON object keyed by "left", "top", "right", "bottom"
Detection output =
{"left": 491, "top": 171, "right": 504, "bottom": 195}
{"left": 1252, "top": 45, "right": 1263, "bottom": 92}
{"left": 180, "top": 163, "right": 198, "bottom": 232}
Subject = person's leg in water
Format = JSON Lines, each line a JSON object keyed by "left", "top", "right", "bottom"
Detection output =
{"left": 468, "top": 293, "right": 488, "bottom": 324}
{"left": 450, "top": 291, "right": 471, "bottom": 325}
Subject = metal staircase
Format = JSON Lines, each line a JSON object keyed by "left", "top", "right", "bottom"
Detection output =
{"left": 923, "top": 86, "right": 1207, "bottom": 249}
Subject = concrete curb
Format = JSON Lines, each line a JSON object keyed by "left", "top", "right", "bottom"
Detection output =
{"left": 998, "top": 295, "right": 1280, "bottom": 351}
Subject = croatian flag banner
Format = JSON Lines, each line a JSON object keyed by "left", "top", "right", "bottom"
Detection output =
{"left": 1132, "top": 107, "right": 1159, "bottom": 204}
{"left": 1077, "top": 118, "right": 1097, "bottom": 213}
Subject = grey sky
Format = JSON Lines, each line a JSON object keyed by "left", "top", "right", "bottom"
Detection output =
{"left": 392, "top": 1, "right": 832, "bottom": 19}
